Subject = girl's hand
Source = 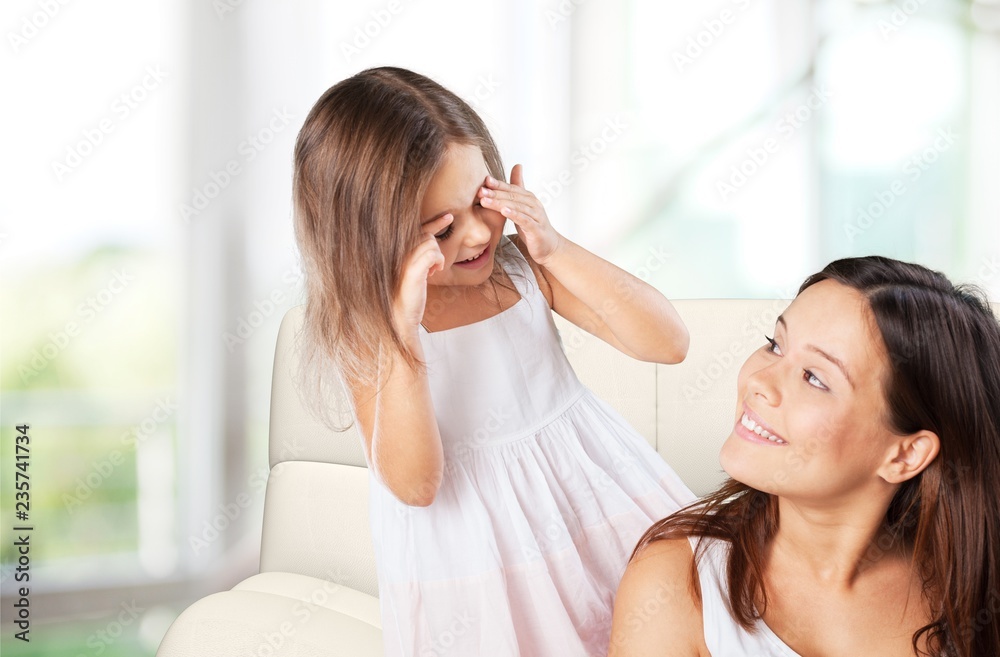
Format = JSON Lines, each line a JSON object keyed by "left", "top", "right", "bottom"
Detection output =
{"left": 392, "top": 214, "right": 451, "bottom": 336}
{"left": 480, "top": 164, "right": 564, "bottom": 266}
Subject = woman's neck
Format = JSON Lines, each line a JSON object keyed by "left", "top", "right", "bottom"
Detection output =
{"left": 769, "top": 492, "right": 906, "bottom": 589}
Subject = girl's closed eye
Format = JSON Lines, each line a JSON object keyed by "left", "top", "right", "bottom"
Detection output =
{"left": 437, "top": 200, "right": 485, "bottom": 239}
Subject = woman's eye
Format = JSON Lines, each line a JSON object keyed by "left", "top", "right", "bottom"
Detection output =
{"left": 804, "top": 370, "right": 828, "bottom": 391}
{"left": 764, "top": 334, "right": 828, "bottom": 391}
{"left": 434, "top": 225, "right": 454, "bottom": 241}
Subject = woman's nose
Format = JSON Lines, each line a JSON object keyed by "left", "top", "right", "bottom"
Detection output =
{"left": 744, "top": 358, "right": 782, "bottom": 407}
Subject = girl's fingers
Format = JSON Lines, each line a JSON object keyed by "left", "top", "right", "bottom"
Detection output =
{"left": 421, "top": 212, "right": 454, "bottom": 236}
{"left": 483, "top": 174, "right": 520, "bottom": 196}
{"left": 480, "top": 185, "right": 535, "bottom": 210}
{"left": 483, "top": 164, "right": 525, "bottom": 192}
{"left": 480, "top": 194, "right": 537, "bottom": 223}
{"left": 499, "top": 204, "right": 527, "bottom": 223}
{"left": 480, "top": 169, "right": 547, "bottom": 227}
{"left": 403, "top": 229, "right": 445, "bottom": 282}
{"left": 482, "top": 177, "right": 542, "bottom": 213}
{"left": 510, "top": 163, "right": 524, "bottom": 188}
{"left": 422, "top": 234, "right": 443, "bottom": 260}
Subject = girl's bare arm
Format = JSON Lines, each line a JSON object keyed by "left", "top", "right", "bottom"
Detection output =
{"left": 348, "top": 330, "right": 443, "bottom": 507}
{"left": 483, "top": 167, "right": 689, "bottom": 364}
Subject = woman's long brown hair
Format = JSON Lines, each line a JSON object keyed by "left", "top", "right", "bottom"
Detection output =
{"left": 631, "top": 256, "right": 1000, "bottom": 657}
{"left": 291, "top": 67, "right": 520, "bottom": 429}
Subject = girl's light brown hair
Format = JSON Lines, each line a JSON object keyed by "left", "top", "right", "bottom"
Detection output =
{"left": 630, "top": 256, "right": 1000, "bottom": 657}
{"left": 292, "top": 66, "right": 512, "bottom": 429}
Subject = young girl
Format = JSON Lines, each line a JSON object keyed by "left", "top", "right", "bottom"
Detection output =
{"left": 292, "top": 66, "right": 695, "bottom": 656}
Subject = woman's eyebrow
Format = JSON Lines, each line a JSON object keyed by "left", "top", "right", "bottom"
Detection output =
{"left": 776, "top": 315, "right": 856, "bottom": 389}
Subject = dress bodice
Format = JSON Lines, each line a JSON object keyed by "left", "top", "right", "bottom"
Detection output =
{"left": 417, "top": 235, "right": 586, "bottom": 458}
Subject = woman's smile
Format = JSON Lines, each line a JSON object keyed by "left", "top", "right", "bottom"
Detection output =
{"left": 735, "top": 406, "right": 788, "bottom": 446}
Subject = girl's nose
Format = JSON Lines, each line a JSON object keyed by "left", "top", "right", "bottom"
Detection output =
{"left": 463, "top": 211, "right": 493, "bottom": 245}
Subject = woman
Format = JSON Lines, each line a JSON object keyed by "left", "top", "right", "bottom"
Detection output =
{"left": 609, "top": 256, "right": 1000, "bottom": 657}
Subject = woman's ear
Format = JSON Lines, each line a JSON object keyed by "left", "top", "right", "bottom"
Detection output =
{"left": 877, "top": 430, "right": 941, "bottom": 484}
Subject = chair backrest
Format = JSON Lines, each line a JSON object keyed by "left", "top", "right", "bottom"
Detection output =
{"left": 261, "top": 305, "right": 378, "bottom": 596}
{"left": 259, "top": 300, "right": 1000, "bottom": 596}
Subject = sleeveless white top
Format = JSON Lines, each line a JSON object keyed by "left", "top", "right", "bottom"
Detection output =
{"left": 365, "top": 234, "right": 696, "bottom": 656}
{"left": 692, "top": 536, "right": 803, "bottom": 657}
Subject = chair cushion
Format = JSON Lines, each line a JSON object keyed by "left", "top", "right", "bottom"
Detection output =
{"left": 233, "top": 572, "right": 381, "bottom": 626}
{"left": 157, "top": 572, "right": 381, "bottom": 657}
{"left": 260, "top": 461, "right": 379, "bottom": 598}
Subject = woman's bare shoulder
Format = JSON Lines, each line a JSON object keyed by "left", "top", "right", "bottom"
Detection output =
{"left": 608, "top": 538, "right": 709, "bottom": 657}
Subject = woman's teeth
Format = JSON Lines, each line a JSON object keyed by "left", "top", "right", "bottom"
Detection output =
{"left": 741, "top": 413, "right": 787, "bottom": 444}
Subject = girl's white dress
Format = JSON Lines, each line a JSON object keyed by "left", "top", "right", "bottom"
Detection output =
{"left": 367, "top": 234, "right": 695, "bottom": 656}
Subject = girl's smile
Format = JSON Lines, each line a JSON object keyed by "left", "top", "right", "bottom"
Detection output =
{"left": 452, "top": 243, "right": 491, "bottom": 269}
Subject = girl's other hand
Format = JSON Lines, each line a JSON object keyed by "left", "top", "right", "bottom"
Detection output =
{"left": 480, "top": 165, "right": 564, "bottom": 266}
{"left": 392, "top": 214, "right": 450, "bottom": 336}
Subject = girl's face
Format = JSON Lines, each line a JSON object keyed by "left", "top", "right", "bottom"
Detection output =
{"left": 719, "top": 280, "right": 902, "bottom": 504}
{"left": 419, "top": 143, "right": 506, "bottom": 288}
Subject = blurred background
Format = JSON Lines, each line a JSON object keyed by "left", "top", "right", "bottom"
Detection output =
{"left": 2, "top": 0, "right": 998, "bottom": 654}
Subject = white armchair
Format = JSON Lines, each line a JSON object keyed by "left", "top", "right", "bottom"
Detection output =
{"left": 157, "top": 299, "right": 798, "bottom": 656}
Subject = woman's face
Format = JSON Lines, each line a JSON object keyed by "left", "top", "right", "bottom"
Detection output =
{"left": 419, "top": 143, "right": 506, "bottom": 289}
{"left": 719, "top": 279, "right": 902, "bottom": 503}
